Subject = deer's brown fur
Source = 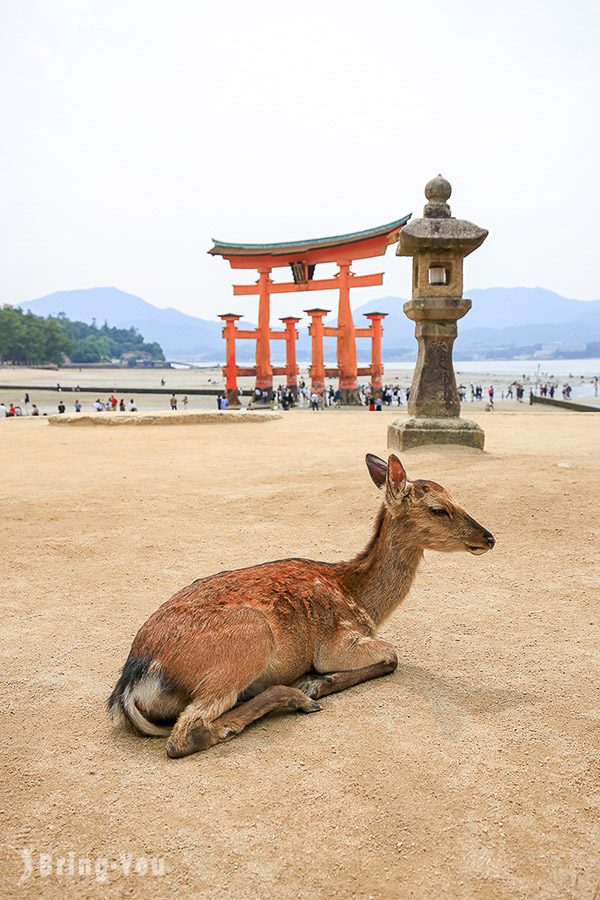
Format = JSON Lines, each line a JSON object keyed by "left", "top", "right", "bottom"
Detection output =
{"left": 108, "top": 453, "right": 494, "bottom": 758}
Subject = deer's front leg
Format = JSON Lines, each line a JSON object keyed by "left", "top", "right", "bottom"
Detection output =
{"left": 294, "top": 634, "right": 397, "bottom": 700}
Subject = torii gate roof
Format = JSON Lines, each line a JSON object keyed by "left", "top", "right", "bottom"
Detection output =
{"left": 208, "top": 215, "right": 411, "bottom": 268}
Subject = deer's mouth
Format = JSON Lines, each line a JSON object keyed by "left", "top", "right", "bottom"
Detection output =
{"left": 466, "top": 530, "right": 495, "bottom": 555}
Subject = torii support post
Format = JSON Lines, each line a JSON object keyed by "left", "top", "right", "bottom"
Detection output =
{"left": 219, "top": 313, "right": 242, "bottom": 406}
{"left": 336, "top": 260, "right": 360, "bottom": 405}
{"left": 280, "top": 317, "right": 300, "bottom": 396}
{"left": 364, "top": 312, "right": 387, "bottom": 398}
{"left": 305, "top": 308, "right": 329, "bottom": 397}
{"left": 256, "top": 267, "right": 273, "bottom": 393}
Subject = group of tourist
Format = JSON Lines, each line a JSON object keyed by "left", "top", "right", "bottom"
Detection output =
{"left": 169, "top": 394, "right": 189, "bottom": 411}
{"left": 0, "top": 392, "right": 39, "bottom": 416}
{"left": 0, "top": 399, "right": 40, "bottom": 417}
{"left": 0, "top": 393, "right": 141, "bottom": 416}
{"left": 91, "top": 396, "right": 138, "bottom": 412}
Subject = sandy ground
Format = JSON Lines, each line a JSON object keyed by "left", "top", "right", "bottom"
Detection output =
{"left": 1, "top": 407, "right": 599, "bottom": 898}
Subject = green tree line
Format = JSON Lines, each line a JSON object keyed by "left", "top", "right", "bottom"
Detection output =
{"left": 0, "top": 306, "right": 165, "bottom": 365}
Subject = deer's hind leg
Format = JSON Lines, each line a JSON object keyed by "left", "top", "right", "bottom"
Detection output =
{"left": 164, "top": 606, "right": 319, "bottom": 759}
{"left": 294, "top": 632, "right": 398, "bottom": 700}
{"left": 167, "top": 687, "right": 320, "bottom": 758}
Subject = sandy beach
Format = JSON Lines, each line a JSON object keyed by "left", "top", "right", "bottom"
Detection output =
{"left": 1, "top": 400, "right": 598, "bottom": 898}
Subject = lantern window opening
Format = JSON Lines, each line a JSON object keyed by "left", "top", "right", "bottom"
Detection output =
{"left": 428, "top": 265, "right": 448, "bottom": 286}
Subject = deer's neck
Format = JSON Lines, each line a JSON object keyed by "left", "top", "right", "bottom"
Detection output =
{"left": 335, "top": 504, "right": 423, "bottom": 626}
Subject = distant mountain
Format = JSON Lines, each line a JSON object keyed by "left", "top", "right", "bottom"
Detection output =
{"left": 350, "top": 289, "right": 600, "bottom": 355}
{"left": 341, "top": 296, "right": 415, "bottom": 356}
{"left": 466, "top": 287, "right": 600, "bottom": 330}
{"left": 18, "top": 288, "right": 252, "bottom": 361}
{"left": 16, "top": 285, "right": 600, "bottom": 361}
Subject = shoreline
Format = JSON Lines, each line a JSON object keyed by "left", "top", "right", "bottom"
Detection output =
{"left": 1, "top": 364, "right": 599, "bottom": 416}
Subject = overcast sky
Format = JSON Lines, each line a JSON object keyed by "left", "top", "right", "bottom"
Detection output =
{"left": 1, "top": 0, "right": 599, "bottom": 321}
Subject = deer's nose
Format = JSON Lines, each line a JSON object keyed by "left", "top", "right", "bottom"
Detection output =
{"left": 484, "top": 531, "right": 495, "bottom": 548}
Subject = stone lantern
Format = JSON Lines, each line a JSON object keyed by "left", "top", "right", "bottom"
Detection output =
{"left": 388, "top": 175, "right": 488, "bottom": 451}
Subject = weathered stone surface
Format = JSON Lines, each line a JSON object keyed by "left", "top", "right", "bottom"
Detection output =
{"left": 397, "top": 217, "right": 488, "bottom": 255}
{"left": 48, "top": 410, "right": 281, "bottom": 427}
{"left": 388, "top": 416, "right": 485, "bottom": 451}
{"left": 388, "top": 175, "right": 487, "bottom": 452}
{"left": 404, "top": 297, "right": 471, "bottom": 322}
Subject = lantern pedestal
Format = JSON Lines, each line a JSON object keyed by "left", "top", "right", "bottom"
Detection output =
{"left": 388, "top": 416, "right": 484, "bottom": 451}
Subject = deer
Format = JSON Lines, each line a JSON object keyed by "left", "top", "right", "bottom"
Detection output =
{"left": 108, "top": 453, "right": 495, "bottom": 758}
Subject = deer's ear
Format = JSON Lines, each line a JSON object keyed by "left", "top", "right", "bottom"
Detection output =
{"left": 365, "top": 453, "right": 388, "bottom": 490}
{"left": 387, "top": 454, "right": 407, "bottom": 499}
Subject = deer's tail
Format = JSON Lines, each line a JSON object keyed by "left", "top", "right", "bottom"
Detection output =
{"left": 107, "top": 657, "right": 174, "bottom": 737}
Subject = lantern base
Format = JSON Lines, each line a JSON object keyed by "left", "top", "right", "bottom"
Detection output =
{"left": 388, "top": 416, "right": 484, "bottom": 451}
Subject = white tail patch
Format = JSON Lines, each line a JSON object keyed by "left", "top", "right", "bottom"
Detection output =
{"left": 122, "top": 675, "right": 175, "bottom": 737}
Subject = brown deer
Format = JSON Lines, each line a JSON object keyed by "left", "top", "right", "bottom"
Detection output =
{"left": 108, "top": 453, "right": 494, "bottom": 758}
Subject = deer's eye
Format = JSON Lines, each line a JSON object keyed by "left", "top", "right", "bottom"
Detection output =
{"left": 430, "top": 507, "right": 449, "bottom": 518}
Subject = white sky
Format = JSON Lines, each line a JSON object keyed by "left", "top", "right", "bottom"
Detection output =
{"left": 1, "top": 0, "right": 599, "bottom": 321}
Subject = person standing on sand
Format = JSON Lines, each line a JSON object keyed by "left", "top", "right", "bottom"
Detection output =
{"left": 310, "top": 391, "right": 319, "bottom": 410}
{"left": 32, "top": 404, "right": 39, "bottom": 416}
{"left": 170, "top": 394, "right": 177, "bottom": 411}
{"left": 0, "top": 403, "right": 7, "bottom": 418}
{"left": 128, "top": 399, "right": 137, "bottom": 411}
{"left": 24, "top": 393, "right": 31, "bottom": 414}
{"left": 183, "top": 395, "right": 189, "bottom": 410}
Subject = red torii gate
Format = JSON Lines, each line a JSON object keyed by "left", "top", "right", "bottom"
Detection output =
{"left": 209, "top": 215, "right": 410, "bottom": 403}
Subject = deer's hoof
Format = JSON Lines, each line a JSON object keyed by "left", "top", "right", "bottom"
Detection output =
{"left": 300, "top": 699, "right": 322, "bottom": 714}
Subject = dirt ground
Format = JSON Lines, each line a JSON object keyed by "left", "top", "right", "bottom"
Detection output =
{"left": 1, "top": 407, "right": 598, "bottom": 898}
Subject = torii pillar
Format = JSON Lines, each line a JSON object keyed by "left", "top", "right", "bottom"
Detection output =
{"left": 364, "top": 312, "right": 387, "bottom": 397}
{"left": 256, "top": 266, "right": 273, "bottom": 393}
{"left": 336, "top": 260, "right": 360, "bottom": 404}
{"left": 219, "top": 313, "right": 242, "bottom": 406}
{"left": 280, "top": 316, "right": 300, "bottom": 397}
{"left": 305, "top": 308, "right": 329, "bottom": 397}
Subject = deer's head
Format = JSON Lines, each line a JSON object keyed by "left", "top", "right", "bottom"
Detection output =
{"left": 366, "top": 453, "right": 495, "bottom": 555}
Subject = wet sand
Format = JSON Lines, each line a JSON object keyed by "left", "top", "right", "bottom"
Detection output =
{"left": 1, "top": 405, "right": 599, "bottom": 897}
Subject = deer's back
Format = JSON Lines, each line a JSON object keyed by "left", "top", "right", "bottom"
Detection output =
{"left": 131, "top": 557, "right": 374, "bottom": 662}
